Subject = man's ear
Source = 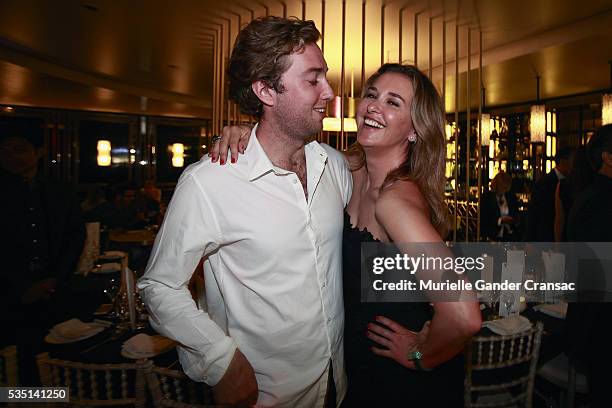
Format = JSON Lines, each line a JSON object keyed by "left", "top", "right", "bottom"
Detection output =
{"left": 252, "top": 80, "right": 276, "bottom": 108}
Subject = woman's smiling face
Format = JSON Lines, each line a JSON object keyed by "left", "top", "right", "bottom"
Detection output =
{"left": 356, "top": 72, "right": 417, "bottom": 150}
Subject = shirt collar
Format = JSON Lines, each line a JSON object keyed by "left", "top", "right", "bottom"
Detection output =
{"left": 246, "top": 124, "right": 328, "bottom": 181}
{"left": 554, "top": 167, "right": 566, "bottom": 180}
{"left": 245, "top": 124, "right": 276, "bottom": 181}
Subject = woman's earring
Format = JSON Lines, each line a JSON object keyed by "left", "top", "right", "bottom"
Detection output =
{"left": 408, "top": 133, "right": 417, "bottom": 143}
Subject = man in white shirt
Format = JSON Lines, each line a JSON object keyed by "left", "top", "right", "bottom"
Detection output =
{"left": 138, "top": 16, "right": 352, "bottom": 408}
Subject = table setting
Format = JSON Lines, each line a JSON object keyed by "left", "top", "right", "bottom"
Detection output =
{"left": 43, "top": 251, "right": 178, "bottom": 367}
{"left": 475, "top": 247, "right": 569, "bottom": 366}
{"left": 44, "top": 318, "right": 110, "bottom": 344}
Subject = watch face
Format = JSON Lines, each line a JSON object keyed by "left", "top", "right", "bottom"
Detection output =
{"left": 411, "top": 351, "right": 422, "bottom": 360}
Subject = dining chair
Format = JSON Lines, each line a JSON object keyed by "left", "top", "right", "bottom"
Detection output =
{"left": 145, "top": 363, "right": 221, "bottom": 408}
{"left": 36, "top": 352, "right": 151, "bottom": 407}
{"left": 536, "top": 352, "right": 589, "bottom": 408}
{"left": 0, "top": 345, "right": 18, "bottom": 386}
{"left": 464, "top": 322, "right": 544, "bottom": 408}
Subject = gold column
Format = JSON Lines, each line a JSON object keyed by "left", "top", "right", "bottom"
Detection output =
{"left": 466, "top": 27, "right": 471, "bottom": 242}
{"left": 477, "top": 30, "right": 483, "bottom": 241}
{"left": 453, "top": 23, "right": 459, "bottom": 242}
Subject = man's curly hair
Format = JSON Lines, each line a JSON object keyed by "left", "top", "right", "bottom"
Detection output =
{"left": 228, "top": 16, "right": 320, "bottom": 119}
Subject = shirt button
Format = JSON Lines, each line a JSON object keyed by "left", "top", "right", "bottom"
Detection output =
{"left": 29, "top": 207, "right": 34, "bottom": 211}
{"left": 33, "top": 240, "right": 38, "bottom": 243}
{"left": 292, "top": 179, "right": 298, "bottom": 184}
{"left": 31, "top": 223, "right": 36, "bottom": 227}
{"left": 322, "top": 281, "right": 326, "bottom": 288}
{"left": 327, "top": 317, "right": 332, "bottom": 323}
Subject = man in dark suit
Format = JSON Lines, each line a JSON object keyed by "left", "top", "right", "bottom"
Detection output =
{"left": 526, "top": 147, "right": 574, "bottom": 241}
{"left": 480, "top": 171, "right": 520, "bottom": 241}
{"left": 566, "top": 124, "right": 612, "bottom": 407}
{"left": 0, "top": 120, "right": 85, "bottom": 384}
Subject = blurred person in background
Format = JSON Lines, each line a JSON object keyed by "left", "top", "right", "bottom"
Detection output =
{"left": 142, "top": 179, "right": 162, "bottom": 203}
{"left": 526, "top": 146, "right": 574, "bottom": 241}
{"left": 565, "top": 124, "right": 612, "bottom": 408}
{"left": 553, "top": 145, "right": 595, "bottom": 242}
{"left": 480, "top": 171, "right": 520, "bottom": 241}
{"left": 0, "top": 119, "right": 85, "bottom": 385}
{"left": 81, "top": 185, "right": 115, "bottom": 225}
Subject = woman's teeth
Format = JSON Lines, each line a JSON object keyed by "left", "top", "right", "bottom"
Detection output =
{"left": 364, "top": 118, "right": 385, "bottom": 129}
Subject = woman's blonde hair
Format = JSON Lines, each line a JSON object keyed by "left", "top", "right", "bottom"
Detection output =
{"left": 347, "top": 63, "right": 449, "bottom": 237}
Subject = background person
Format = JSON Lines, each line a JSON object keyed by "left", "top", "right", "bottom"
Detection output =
{"left": 553, "top": 146, "right": 595, "bottom": 242}
{"left": 566, "top": 124, "right": 612, "bottom": 408}
{"left": 0, "top": 119, "right": 85, "bottom": 385}
{"left": 526, "top": 146, "right": 574, "bottom": 241}
{"left": 480, "top": 171, "right": 520, "bottom": 241}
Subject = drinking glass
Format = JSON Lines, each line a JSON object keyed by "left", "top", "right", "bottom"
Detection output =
{"left": 502, "top": 291, "right": 516, "bottom": 316}
{"left": 486, "top": 289, "right": 500, "bottom": 319}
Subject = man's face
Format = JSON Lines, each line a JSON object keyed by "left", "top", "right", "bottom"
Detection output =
{"left": 123, "top": 189, "right": 136, "bottom": 204}
{"left": 0, "top": 136, "right": 42, "bottom": 176}
{"left": 557, "top": 157, "right": 573, "bottom": 176}
{"left": 271, "top": 43, "right": 334, "bottom": 139}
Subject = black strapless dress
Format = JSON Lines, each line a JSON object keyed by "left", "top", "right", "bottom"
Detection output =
{"left": 341, "top": 212, "right": 464, "bottom": 407}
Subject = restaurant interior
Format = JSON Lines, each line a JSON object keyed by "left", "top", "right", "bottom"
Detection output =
{"left": 1, "top": 0, "right": 611, "bottom": 406}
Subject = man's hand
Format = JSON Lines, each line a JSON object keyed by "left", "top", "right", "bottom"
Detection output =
{"left": 500, "top": 215, "right": 514, "bottom": 224}
{"left": 212, "top": 348, "right": 258, "bottom": 407}
{"left": 209, "top": 125, "right": 253, "bottom": 164}
{"left": 21, "top": 278, "right": 58, "bottom": 304}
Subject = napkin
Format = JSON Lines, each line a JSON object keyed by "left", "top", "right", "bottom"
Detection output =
{"left": 51, "top": 319, "right": 101, "bottom": 339}
{"left": 533, "top": 302, "right": 567, "bottom": 319}
{"left": 122, "top": 334, "right": 175, "bottom": 356}
{"left": 482, "top": 315, "right": 532, "bottom": 335}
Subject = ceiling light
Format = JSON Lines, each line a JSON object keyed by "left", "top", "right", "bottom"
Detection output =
{"left": 530, "top": 76, "right": 546, "bottom": 143}
{"left": 479, "top": 113, "right": 491, "bottom": 146}
{"left": 171, "top": 143, "right": 185, "bottom": 167}
{"left": 603, "top": 93, "right": 612, "bottom": 126}
{"left": 97, "top": 140, "right": 111, "bottom": 166}
{"left": 603, "top": 61, "right": 612, "bottom": 126}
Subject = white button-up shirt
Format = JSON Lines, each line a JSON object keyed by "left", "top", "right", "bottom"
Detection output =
{"left": 138, "top": 127, "right": 352, "bottom": 407}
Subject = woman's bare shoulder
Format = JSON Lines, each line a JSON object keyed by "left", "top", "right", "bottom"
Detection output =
{"left": 378, "top": 180, "right": 428, "bottom": 213}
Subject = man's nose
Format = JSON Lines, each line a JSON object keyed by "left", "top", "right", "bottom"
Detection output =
{"left": 320, "top": 78, "right": 334, "bottom": 102}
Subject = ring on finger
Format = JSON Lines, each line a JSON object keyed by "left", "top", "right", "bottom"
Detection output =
{"left": 211, "top": 135, "right": 221, "bottom": 144}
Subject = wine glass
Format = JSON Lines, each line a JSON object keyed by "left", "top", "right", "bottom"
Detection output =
{"left": 103, "top": 278, "right": 119, "bottom": 302}
{"left": 486, "top": 289, "right": 500, "bottom": 320}
{"left": 502, "top": 291, "right": 516, "bottom": 316}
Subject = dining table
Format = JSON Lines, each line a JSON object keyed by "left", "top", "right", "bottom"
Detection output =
{"left": 42, "top": 251, "right": 177, "bottom": 368}
{"left": 106, "top": 229, "right": 156, "bottom": 272}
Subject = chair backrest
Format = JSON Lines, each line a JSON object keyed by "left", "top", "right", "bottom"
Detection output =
{"left": 145, "top": 364, "right": 220, "bottom": 408}
{"left": 36, "top": 352, "right": 150, "bottom": 407}
{"left": 0, "top": 345, "right": 18, "bottom": 386}
{"left": 465, "top": 322, "right": 544, "bottom": 408}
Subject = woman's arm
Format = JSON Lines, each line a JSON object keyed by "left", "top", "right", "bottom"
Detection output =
{"left": 369, "top": 184, "right": 482, "bottom": 369}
